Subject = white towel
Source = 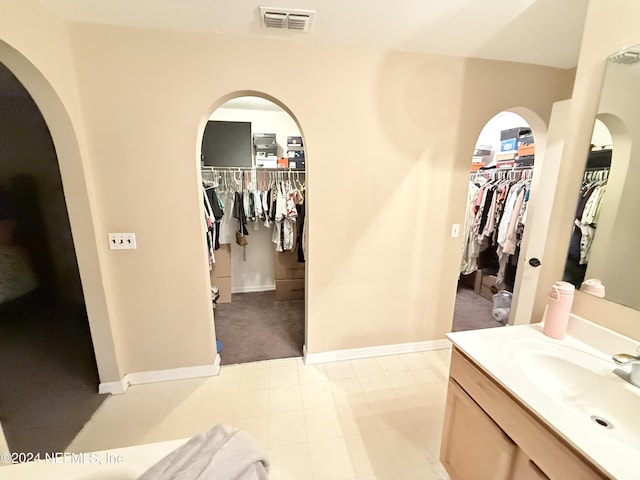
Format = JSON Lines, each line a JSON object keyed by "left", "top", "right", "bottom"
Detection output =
{"left": 138, "top": 424, "right": 269, "bottom": 480}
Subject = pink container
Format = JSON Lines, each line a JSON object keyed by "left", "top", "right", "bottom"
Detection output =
{"left": 542, "top": 281, "right": 575, "bottom": 339}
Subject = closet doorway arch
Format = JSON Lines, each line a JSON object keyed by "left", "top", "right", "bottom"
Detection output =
{"left": 0, "top": 44, "right": 108, "bottom": 455}
{"left": 198, "top": 91, "right": 308, "bottom": 365}
{"left": 454, "top": 107, "right": 548, "bottom": 331}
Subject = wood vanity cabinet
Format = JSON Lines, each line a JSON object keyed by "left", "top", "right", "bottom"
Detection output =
{"left": 440, "top": 347, "right": 610, "bottom": 480}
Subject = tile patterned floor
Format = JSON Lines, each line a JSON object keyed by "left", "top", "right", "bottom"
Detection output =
{"left": 66, "top": 349, "right": 453, "bottom": 480}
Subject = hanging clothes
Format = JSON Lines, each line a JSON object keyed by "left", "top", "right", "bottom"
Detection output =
{"left": 202, "top": 186, "right": 216, "bottom": 269}
{"left": 203, "top": 168, "right": 307, "bottom": 254}
{"left": 205, "top": 187, "right": 224, "bottom": 250}
{"left": 576, "top": 177, "right": 607, "bottom": 264}
{"left": 295, "top": 189, "right": 306, "bottom": 263}
{"left": 460, "top": 181, "right": 481, "bottom": 275}
{"left": 233, "top": 191, "right": 249, "bottom": 236}
{"left": 462, "top": 168, "right": 533, "bottom": 291}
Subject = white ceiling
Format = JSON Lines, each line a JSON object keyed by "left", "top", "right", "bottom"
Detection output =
{"left": 38, "top": 0, "right": 589, "bottom": 69}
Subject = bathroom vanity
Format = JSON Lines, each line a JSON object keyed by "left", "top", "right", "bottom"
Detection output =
{"left": 441, "top": 317, "right": 640, "bottom": 480}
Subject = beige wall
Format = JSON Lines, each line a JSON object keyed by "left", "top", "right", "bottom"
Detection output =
{"left": 66, "top": 24, "right": 572, "bottom": 360}
{"left": 0, "top": 2, "right": 576, "bottom": 382}
{"left": 0, "top": 1, "right": 124, "bottom": 382}
{"left": 534, "top": 0, "right": 640, "bottom": 340}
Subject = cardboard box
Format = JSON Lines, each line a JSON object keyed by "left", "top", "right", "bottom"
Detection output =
{"left": 482, "top": 274, "right": 498, "bottom": 288}
{"left": 257, "top": 158, "right": 277, "bottom": 169}
{"left": 501, "top": 127, "right": 531, "bottom": 140}
{"left": 289, "top": 159, "right": 306, "bottom": 169}
{"left": 472, "top": 157, "right": 491, "bottom": 168}
{"left": 479, "top": 284, "right": 494, "bottom": 301}
{"left": 274, "top": 251, "right": 305, "bottom": 279}
{"left": 497, "top": 160, "right": 515, "bottom": 169}
{"left": 474, "top": 148, "right": 492, "bottom": 157}
{"left": 253, "top": 133, "right": 277, "bottom": 148}
{"left": 516, "top": 155, "right": 535, "bottom": 167}
{"left": 517, "top": 144, "right": 535, "bottom": 157}
{"left": 470, "top": 162, "right": 484, "bottom": 172}
{"left": 277, "top": 158, "right": 289, "bottom": 168}
{"left": 211, "top": 244, "right": 231, "bottom": 278}
{"left": 496, "top": 152, "right": 516, "bottom": 161}
{"left": 518, "top": 133, "right": 534, "bottom": 146}
{"left": 211, "top": 276, "right": 231, "bottom": 304}
{"left": 256, "top": 153, "right": 278, "bottom": 168}
{"left": 500, "top": 138, "right": 517, "bottom": 152}
{"left": 275, "top": 278, "right": 305, "bottom": 300}
{"left": 287, "top": 136, "right": 303, "bottom": 147}
{"left": 460, "top": 271, "right": 481, "bottom": 290}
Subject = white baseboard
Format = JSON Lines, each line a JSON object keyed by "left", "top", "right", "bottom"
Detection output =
{"left": 303, "top": 339, "right": 451, "bottom": 364}
{"left": 99, "top": 354, "right": 221, "bottom": 395}
{"left": 231, "top": 284, "right": 276, "bottom": 294}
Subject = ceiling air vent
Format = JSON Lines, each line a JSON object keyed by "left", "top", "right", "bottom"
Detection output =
{"left": 259, "top": 7, "right": 315, "bottom": 32}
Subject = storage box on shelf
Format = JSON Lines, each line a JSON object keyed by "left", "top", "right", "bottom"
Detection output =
{"left": 497, "top": 160, "right": 516, "bottom": 169}
{"left": 286, "top": 135, "right": 305, "bottom": 170}
{"left": 254, "top": 133, "right": 278, "bottom": 166}
{"left": 256, "top": 153, "right": 278, "bottom": 169}
{"left": 516, "top": 155, "right": 534, "bottom": 167}
{"left": 287, "top": 136, "right": 303, "bottom": 148}
{"left": 517, "top": 132, "right": 534, "bottom": 146}
{"left": 517, "top": 145, "right": 535, "bottom": 157}
{"left": 500, "top": 137, "right": 517, "bottom": 153}
{"left": 500, "top": 127, "right": 531, "bottom": 162}
{"left": 253, "top": 133, "right": 277, "bottom": 152}
{"left": 501, "top": 127, "right": 531, "bottom": 141}
{"left": 210, "top": 243, "right": 231, "bottom": 303}
{"left": 496, "top": 151, "right": 516, "bottom": 162}
{"left": 470, "top": 145, "right": 493, "bottom": 172}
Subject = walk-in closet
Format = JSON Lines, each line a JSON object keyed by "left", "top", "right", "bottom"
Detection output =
{"left": 453, "top": 112, "right": 536, "bottom": 332}
{"left": 200, "top": 96, "right": 306, "bottom": 365}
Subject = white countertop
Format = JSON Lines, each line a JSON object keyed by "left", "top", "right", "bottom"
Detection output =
{"left": 0, "top": 438, "right": 188, "bottom": 479}
{"left": 447, "top": 315, "right": 640, "bottom": 480}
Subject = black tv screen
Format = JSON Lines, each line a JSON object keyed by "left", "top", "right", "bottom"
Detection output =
{"left": 201, "top": 120, "right": 252, "bottom": 167}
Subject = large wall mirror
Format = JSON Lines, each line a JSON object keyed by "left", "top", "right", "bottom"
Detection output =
{"left": 563, "top": 43, "right": 640, "bottom": 310}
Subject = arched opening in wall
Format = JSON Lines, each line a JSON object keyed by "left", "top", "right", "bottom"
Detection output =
{"left": 453, "top": 110, "right": 539, "bottom": 332}
{"left": 199, "top": 94, "right": 307, "bottom": 365}
{"left": 563, "top": 119, "right": 613, "bottom": 291}
{"left": 0, "top": 63, "right": 105, "bottom": 454}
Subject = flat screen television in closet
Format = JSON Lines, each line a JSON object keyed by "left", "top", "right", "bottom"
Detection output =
{"left": 200, "top": 96, "right": 306, "bottom": 366}
{"left": 453, "top": 112, "right": 536, "bottom": 332}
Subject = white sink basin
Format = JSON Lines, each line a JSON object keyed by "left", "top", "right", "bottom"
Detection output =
{"left": 505, "top": 339, "right": 640, "bottom": 445}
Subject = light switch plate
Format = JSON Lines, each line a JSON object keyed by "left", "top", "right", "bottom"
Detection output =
{"left": 109, "top": 233, "right": 137, "bottom": 250}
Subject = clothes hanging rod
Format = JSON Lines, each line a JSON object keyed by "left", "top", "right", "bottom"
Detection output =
{"left": 475, "top": 165, "right": 534, "bottom": 172}
{"left": 201, "top": 166, "right": 305, "bottom": 172}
